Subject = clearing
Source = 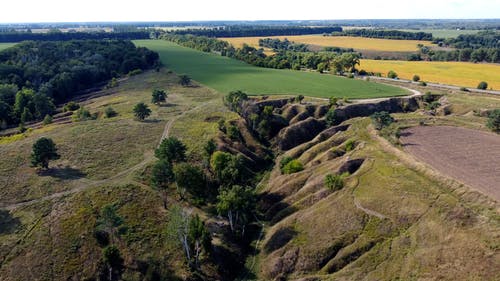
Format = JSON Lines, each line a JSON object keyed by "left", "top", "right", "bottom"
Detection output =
{"left": 220, "top": 35, "right": 435, "bottom": 52}
{"left": 400, "top": 125, "right": 500, "bottom": 201}
{"left": 359, "top": 59, "right": 500, "bottom": 89}
{"left": 134, "top": 40, "right": 407, "bottom": 98}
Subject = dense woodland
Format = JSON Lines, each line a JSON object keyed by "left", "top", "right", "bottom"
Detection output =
{"left": 170, "top": 25, "right": 342, "bottom": 37}
{"left": 0, "top": 40, "right": 159, "bottom": 128}
{"left": 333, "top": 29, "right": 433, "bottom": 40}
{"left": 0, "top": 31, "right": 151, "bottom": 43}
{"left": 258, "top": 38, "right": 309, "bottom": 52}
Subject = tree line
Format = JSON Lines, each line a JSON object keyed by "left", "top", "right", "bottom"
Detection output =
{"left": 0, "top": 40, "right": 159, "bottom": 129}
{"left": 169, "top": 25, "right": 342, "bottom": 37}
{"left": 258, "top": 38, "right": 309, "bottom": 52}
{"left": 332, "top": 29, "right": 433, "bottom": 40}
{"left": 0, "top": 30, "right": 151, "bottom": 43}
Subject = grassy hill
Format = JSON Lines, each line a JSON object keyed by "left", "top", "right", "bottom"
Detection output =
{"left": 134, "top": 40, "right": 407, "bottom": 99}
{"left": 0, "top": 43, "right": 16, "bottom": 51}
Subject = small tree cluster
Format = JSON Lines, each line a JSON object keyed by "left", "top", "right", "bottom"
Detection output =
{"left": 224, "top": 90, "right": 248, "bottom": 113}
{"left": 210, "top": 151, "right": 247, "bottom": 187}
{"left": 486, "top": 109, "right": 500, "bottom": 133}
{"left": 370, "top": 111, "right": 394, "bottom": 130}
{"left": 325, "top": 108, "right": 339, "bottom": 127}
{"left": 216, "top": 185, "right": 256, "bottom": 236}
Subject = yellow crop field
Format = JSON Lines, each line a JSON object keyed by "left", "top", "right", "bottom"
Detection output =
{"left": 220, "top": 35, "right": 435, "bottom": 52}
{"left": 359, "top": 59, "right": 500, "bottom": 89}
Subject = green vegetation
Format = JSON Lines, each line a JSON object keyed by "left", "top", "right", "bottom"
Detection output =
{"left": 387, "top": 70, "right": 398, "bottom": 79}
{"left": 30, "top": 137, "right": 60, "bottom": 169}
{"left": 412, "top": 74, "right": 420, "bottom": 82}
{"left": 280, "top": 158, "right": 304, "bottom": 174}
{"left": 370, "top": 111, "right": 394, "bottom": 130}
{"left": 155, "top": 137, "right": 187, "bottom": 163}
{"left": 104, "top": 106, "right": 118, "bottom": 118}
{"left": 325, "top": 173, "right": 349, "bottom": 191}
{"left": 216, "top": 185, "right": 256, "bottom": 235}
{"left": 486, "top": 109, "right": 500, "bottom": 133}
{"left": 133, "top": 102, "right": 151, "bottom": 120}
{"left": 134, "top": 40, "right": 407, "bottom": 99}
{"left": 477, "top": 81, "right": 488, "bottom": 90}
{"left": 151, "top": 89, "right": 167, "bottom": 104}
{"left": 0, "top": 42, "right": 16, "bottom": 51}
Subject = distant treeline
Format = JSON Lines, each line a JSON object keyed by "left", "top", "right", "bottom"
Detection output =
{"left": 332, "top": 29, "right": 433, "bottom": 40}
{"left": 418, "top": 47, "right": 500, "bottom": 63}
{"left": 0, "top": 31, "right": 151, "bottom": 43}
{"left": 436, "top": 31, "right": 500, "bottom": 49}
{"left": 170, "top": 26, "right": 343, "bottom": 37}
{"left": 0, "top": 40, "right": 159, "bottom": 128}
{"left": 162, "top": 34, "right": 361, "bottom": 73}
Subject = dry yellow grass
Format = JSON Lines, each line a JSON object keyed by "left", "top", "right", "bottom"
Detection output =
{"left": 359, "top": 59, "right": 500, "bottom": 89}
{"left": 220, "top": 35, "right": 434, "bottom": 52}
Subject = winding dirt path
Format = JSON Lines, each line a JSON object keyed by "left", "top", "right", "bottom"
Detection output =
{"left": 1, "top": 100, "right": 215, "bottom": 211}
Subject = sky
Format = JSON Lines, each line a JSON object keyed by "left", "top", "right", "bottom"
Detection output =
{"left": 1, "top": 0, "right": 499, "bottom": 23}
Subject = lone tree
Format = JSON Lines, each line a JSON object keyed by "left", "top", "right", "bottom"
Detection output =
{"left": 155, "top": 137, "right": 187, "bottom": 163}
{"left": 133, "top": 102, "right": 151, "bottom": 120}
{"left": 151, "top": 89, "right": 167, "bottom": 105}
{"left": 477, "top": 81, "right": 488, "bottom": 90}
{"left": 370, "top": 111, "right": 394, "bottom": 130}
{"left": 387, "top": 70, "right": 398, "bottom": 79}
{"left": 31, "top": 137, "right": 60, "bottom": 169}
{"left": 412, "top": 75, "right": 420, "bottom": 82}
{"left": 486, "top": 109, "right": 500, "bottom": 133}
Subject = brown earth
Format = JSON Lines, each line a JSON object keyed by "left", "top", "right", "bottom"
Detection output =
{"left": 400, "top": 126, "right": 500, "bottom": 201}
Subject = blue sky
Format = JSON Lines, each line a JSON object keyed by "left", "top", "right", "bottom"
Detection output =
{"left": 1, "top": 0, "right": 499, "bottom": 23}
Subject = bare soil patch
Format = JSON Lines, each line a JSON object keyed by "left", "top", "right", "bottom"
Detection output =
{"left": 400, "top": 126, "right": 500, "bottom": 201}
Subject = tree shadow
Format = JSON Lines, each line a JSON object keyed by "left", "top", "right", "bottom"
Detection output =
{"left": 0, "top": 209, "right": 21, "bottom": 234}
{"left": 142, "top": 119, "right": 161, "bottom": 123}
{"left": 38, "top": 166, "right": 86, "bottom": 180}
{"left": 157, "top": 103, "right": 177, "bottom": 108}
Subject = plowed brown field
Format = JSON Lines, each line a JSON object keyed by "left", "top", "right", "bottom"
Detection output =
{"left": 400, "top": 126, "right": 500, "bottom": 201}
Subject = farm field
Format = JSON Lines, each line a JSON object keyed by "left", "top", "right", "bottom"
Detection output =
{"left": 134, "top": 40, "right": 407, "bottom": 98}
{"left": 360, "top": 59, "right": 500, "bottom": 89}
{"left": 400, "top": 126, "right": 500, "bottom": 201}
{"left": 220, "top": 35, "right": 435, "bottom": 52}
{"left": 0, "top": 43, "right": 16, "bottom": 51}
{"left": 399, "top": 29, "right": 480, "bottom": 38}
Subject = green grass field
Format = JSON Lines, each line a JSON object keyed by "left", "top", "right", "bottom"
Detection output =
{"left": 134, "top": 40, "right": 407, "bottom": 99}
{"left": 0, "top": 42, "right": 16, "bottom": 51}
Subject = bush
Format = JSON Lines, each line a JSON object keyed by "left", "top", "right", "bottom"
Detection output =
{"left": 426, "top": 101, "right": 441, "bottom": 110}
{"left": 423, "top": 91, "right": 434, "bottom": 103}
{"left": 412, "top": 75, "right": 420, "bottom": 82}
{"left": 345, "top": 139, "right": 355, "bottom": 152}
{"left": 387, "top": 70, "right": 398, "bottom": 79}
{"left": 370, "top": 111, "right": 394, "bottom": 130}
{"left": 227, "top": 125, "right": 241, "bottom": 141}
{"left": 73, "top": 107, "right": 92, "bottom": 121}
{"left": 329, "top": 97, "right": 339, "bottom": 107}
{"left": 104, "top": 107, "right": 117, "bottom": 118}
{"left": 42, "top": 114, "right": 53, "bottom": 125}
{"left": 281, "top": 159, "right": 303, "bottom": 174}
{"left": 459, "top": 87, "right": 470, "bottom": 92}
{"left": 486, "top": 109, "right": 500, "bottom": 133}
{"left": 477, "top": 81, "right": 488, "bottom": 90}
{"left": 325, "top": 108, "right": 338, "bottom": 127}
{"left": 325, "top": 173, "right": 348, "bottom": 191}
{"left": 358, "top": 69, "right": 367, "bottom": 76}
{"left": 419, "top": 81, "right": 427, "bottom": 86}
{"left": 63, "top": 101, "right": 80, "bottom": 112}
{"left": 127, "top": 69, "right": 142, "bottom": 76}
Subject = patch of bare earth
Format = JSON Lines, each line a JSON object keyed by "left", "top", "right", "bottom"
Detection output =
{"left": 400, "top": 126, "right": 500, "bottom": 201}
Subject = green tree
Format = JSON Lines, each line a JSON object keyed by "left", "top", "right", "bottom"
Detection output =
{"left": 97, "top": 204, "right": 124, "bottom": 244}
{"left": 151, "top": 89, "right": 167, "bottom": 105}
{"left": 155, "top": 137, "right": 187, "bottom": 163}
{"left": 203, "top": 139, "right": 217, "bottom": 166}
{"left": 42, "top": 114, "right": 53, "bottom": 125}
{"left": 20, "top": 107, "right": 33, "bottom": 123}
{"left": 477, "top": 81, "right": 488, "bottom": 90}
{"left": 325, "top": 108, "right": 338, "bottom": 127}
{"left": 104, "top": 107, "right": 117, "bottom": 118}
{"left": 210, "top": 151, "right": 246, "bottom": 187}
{"left": 387, "top": 70, "right": 398, "bottom": 79}
{"left": 32, "top": 93, "right": 55, "bottom": 119}
{"left": 329, "top": 97, "right": 339, "bottom": 107}
{"left": 31, "top": 137, "right": 60, "bottom": 169}
{"left": 224, "top": 90, "right": 248, "bottom": 112}
{"left": 216, "top": 185, "right": 256, "bottom": 235}
{"left": 188, "top": 215, "right": 211, "bottom": 268}
{"left": 486, "top": 109, "right": 500, "bottom": 133}
{"left": 133, "top": 102, "right": 151, "bottom": 121}
{"left": 370, "top": 111, "right": 394, "bottom": 130}
{"left": 295, "top": 95, "right": 305, "bottom": 104}
{"left": 151, "top": 159, "right": 174, "bottom": 208}
{"left": 173, "top": 163, "right": 206, "bottom": 201}
{"left": 412, "top": 74, "right": 420, "bottom": 82}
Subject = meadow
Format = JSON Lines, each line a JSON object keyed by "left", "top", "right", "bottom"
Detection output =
{"left": 0, "top": 42, "right": 16, "bottom": 51}
{"left": 359, "top": 59, "right": 500, "bottom": 89}
{"left": 220, "top": 35, "right": 435, "bottom": 52}
{"left": 134, "top": 40, "right": 407, "bottom": 98}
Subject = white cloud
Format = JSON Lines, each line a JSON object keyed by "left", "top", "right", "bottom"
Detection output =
{"left": 0, "top": 0, "right": 499, "bottom": 23}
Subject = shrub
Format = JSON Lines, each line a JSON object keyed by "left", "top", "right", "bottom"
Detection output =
{"left": 325, "top": 108, "right": 338, "bottom": 127}
{"left": 105, "top": 77, "right": 118, "bottom": 89}
{"left": 63, "top": 101, "right": 80, "bottom": 112}
{"left": 281, "top": 159, "right": 303, "bottom": 174}
{"left": 419, "top": 81, "right": 427, "bottom": 86}
{"left": 358, "top": 69, "right": 367, "bottom": 76}
{"left": 412, "top": 75, "right": 420, "bottom": 82}
{"left": 345, "top": 139, "right": 355, "bottom": 152}
{"left": 227, "top": 125, "right": 241, "bottom": 141}
{"left": 426, "top": 101, "right": 441, "bottom": 111}
{"left": 370, "top": 111, "right": 394, "bottom": 130}
{"left": 477, "top": 81, "right": 488, "bottom": 90}
{"left": 104, "top": 107, "right": 117, "bottom": 118}
{"left": 486, "top": 109, "right": 500, "bottom": 133}
{"left": 423, "top": 91, "right": 434, "bottom": 103}
{"left": 295, "top": 95, "right": 305, "bottom": 103}
{"left": 387, "top": 70, "right": 398, "bottom": 79}
{"left": 73, "top": 107, "right": 92, "bottom": 121}
{"left": 329, "top": 97, "right": 339, "bottom": 107}
{"left": 42, "top": 114, "right": 53, "bottom": 125}
{"left": 459, "top": 87, "right": 470, "bottom": 92}
{"left": 325, "top": 173, "right": 348, "bottom": 191}
{"left": 127, "top": 69, "right": 142, "bottom": 76}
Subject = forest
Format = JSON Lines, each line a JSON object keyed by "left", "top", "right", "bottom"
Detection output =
{"left": 0, "top": 31, "right": 151, "bottom": 43}
{"left": 171, "top": 25, "right": 342, "bottom": 37}
{"left": 333, "top": 29, "right": 433, "bottom": 40}
{"left": 0, "top": 40, "right": 159, "bottom": 128}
